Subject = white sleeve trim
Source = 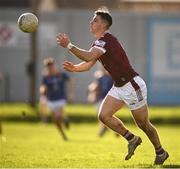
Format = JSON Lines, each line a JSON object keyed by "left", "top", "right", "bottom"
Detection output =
{"left": 92, "top": 46, "right": 106, "bottom": 53}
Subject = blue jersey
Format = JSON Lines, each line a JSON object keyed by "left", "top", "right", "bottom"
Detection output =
{"left": 97, "top": 75, "right": 113, "bottom": 100}
{"left": 42, "top": 71, "right": 70, "bottom": 101}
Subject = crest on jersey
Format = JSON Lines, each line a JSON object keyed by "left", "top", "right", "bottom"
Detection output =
{"left": 95, "top": 40, "right": 106, "bottom": 48}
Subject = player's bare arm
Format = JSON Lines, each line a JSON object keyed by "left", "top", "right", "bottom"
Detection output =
{"left": 39, "top": 85, "right": 47, "bottom": 95}
{"left": 63, "top": 60, "right": 97, "bottom": 72}
{"left": 56, "top": 33, "right": 104, "bottom": 61}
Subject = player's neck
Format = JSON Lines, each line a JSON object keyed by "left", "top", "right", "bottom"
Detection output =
{"left": 94, "top": 30, "right": 109, "bottom": 39}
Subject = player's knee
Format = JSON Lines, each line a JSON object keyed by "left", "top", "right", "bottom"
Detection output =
{"left": 54, "top": 114, "right": 63, "bottom": 122}
{"left": 98, "top": 111, "right": 110, "bottom": 124}
{"left": 98, "top": 111, "right": 104, "bottom": 122}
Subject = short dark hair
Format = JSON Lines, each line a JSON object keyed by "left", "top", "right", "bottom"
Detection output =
{"left": 95, "top": 7, "right": 112, "bottom": 29}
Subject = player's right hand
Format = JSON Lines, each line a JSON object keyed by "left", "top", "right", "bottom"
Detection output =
{"left": 56, "top": 33, "right": 70, "bottom": 48}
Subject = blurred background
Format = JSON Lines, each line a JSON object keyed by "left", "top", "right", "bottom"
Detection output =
{"left": 1, "top": 1, "right": 180, "bottom": 168}
{"left": 0, "top": 0, "right": 180, "bottom": 106}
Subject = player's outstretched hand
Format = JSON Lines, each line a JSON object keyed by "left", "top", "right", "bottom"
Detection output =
{"left": 63, "top": 61, "right": 75, "bottom": 72}
{"left": 56, "top": 33, "right": 70, "bottom": 48}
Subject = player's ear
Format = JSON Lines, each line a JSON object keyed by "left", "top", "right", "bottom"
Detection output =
{"left": 102, "top": 20, "right": 109, "bottom": 29}
{"left": 102, "top": 20, "right": 108, "bottom": 29}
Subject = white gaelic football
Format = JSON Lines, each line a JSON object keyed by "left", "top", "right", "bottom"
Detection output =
{"left": 17, "top": 13, "right": 38, "bottom": 33}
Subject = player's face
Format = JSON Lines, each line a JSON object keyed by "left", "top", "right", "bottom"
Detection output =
{"left": 90, "top": 15, "right": 104, "bottom": 34}
{"left": 46, "top": 64, "right": 55, "bottom": 74}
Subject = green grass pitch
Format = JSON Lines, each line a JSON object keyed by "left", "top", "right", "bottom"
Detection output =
{"left": 0, "top": 104, "right": 180, "bottom": 168}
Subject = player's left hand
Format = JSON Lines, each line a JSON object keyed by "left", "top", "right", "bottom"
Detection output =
{"left": 56, "top": 33, "right": 70, "bottom": 48}
{"left": 62, "top": 61, "right": 76, "bottom": 72}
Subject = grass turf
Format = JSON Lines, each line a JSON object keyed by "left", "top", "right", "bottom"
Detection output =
{"left": 1, "top": 103, "right": 180, "bottom": 124}
{"left": 0, "top": 104, "right": 180, "bottom": 168}
{"left": 0, "top": 122, "right": 180, "bottom": 168}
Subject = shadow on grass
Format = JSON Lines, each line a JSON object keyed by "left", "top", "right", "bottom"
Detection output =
{"left": 1, "top": 114, "right": 180, "bottom": 125}
{"left": 162, "top": 164, "right": 180, "bottom": 168}
{"left": 135, "top": 164, "right": 180, "bottom": 168}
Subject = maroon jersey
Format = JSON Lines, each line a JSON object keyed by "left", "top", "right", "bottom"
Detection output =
{"left": 92, "top": 32, "right": 138, "bottom": 87}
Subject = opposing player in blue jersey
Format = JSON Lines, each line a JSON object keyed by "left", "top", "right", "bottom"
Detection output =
{"left": 40, "top": 57, "right": 73, "bottom": 140}
{"left": 88, "top": 68, "right": 113, "bottom": 137}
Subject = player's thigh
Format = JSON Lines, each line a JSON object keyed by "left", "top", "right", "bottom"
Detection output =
{"left": 54, "top": 107, "right": 65, "bottom": 119}
{"left": 131, "top": 104, "right": 149, "bottom": 123}
{"left": 98, "top": 95, "right": 124, "bottom": 117}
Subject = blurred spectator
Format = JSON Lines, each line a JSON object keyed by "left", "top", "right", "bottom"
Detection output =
{"left": 39, "top": 57, "right": 74, "bottom": 141}
{"left": 88, "top": 68, "right": 113, "bottom": 137}
{"left": 38, "top": 0, "right": 58, "bottom": 12}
